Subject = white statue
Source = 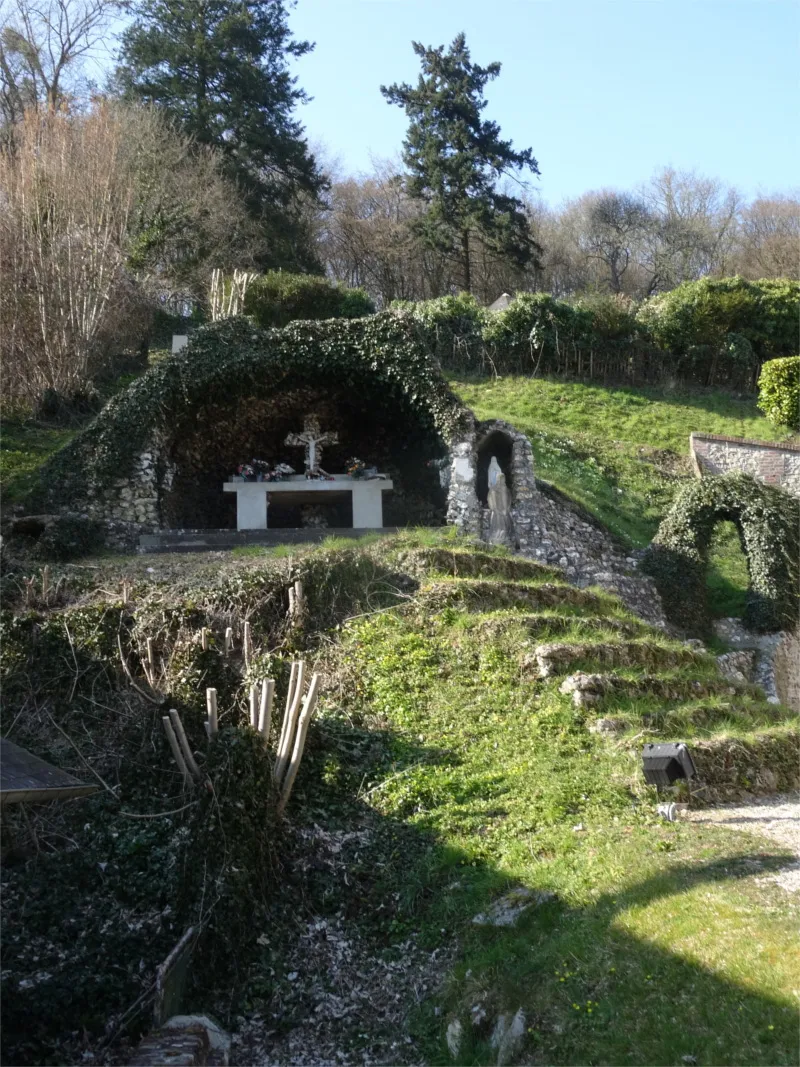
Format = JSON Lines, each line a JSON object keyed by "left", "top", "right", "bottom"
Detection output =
{"left": 486, "top": 466, "right": 514, "bottom": 546}
{"left": 285, "top": 415, "right": 338, "bottom": 474}
{"left": 488, "top": 455, "right": 502, "bottom": 488}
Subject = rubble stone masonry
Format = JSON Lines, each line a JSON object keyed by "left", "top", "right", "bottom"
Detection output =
{"left": 690, "top": 432, "right": 800, "bottom": 497}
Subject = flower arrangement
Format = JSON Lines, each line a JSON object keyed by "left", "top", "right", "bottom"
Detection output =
{"left": 234, "top": 460, "right": 295, "bottom": 482}
{"left": 346, "top": 457, "right": 366, "bottom": 479}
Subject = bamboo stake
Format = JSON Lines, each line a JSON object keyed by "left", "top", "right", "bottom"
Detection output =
{"left": 162, "top": 716, "right": 191, "bottom": 784}
{"left": 258, "top": 679, "right": 275, "bottom": 740}
{"left": 168, "top": 709, "right": 201, "bottom": 779}
{"left": 294, "top": 580, "right": 305, "bottom": 615}
{"left": 274, "top": 661, "right": 306, "bottom": 786}
{"left": 243, "top": 621, "right": 252, "bottom": 668}
{"left": 200, "top": 627, "right": 209, "bottom": 651}
{"left": 146, "top": 638, "right": 156, "bottom": 685}
{"left": 206, "top": 688, "right": 218, "bottom": 738}
{"left": 224, "top": 627, "right": 233, "bottom": 655}
{"left": 42, "top": 565, "right": 50, "bottom": 599}
{"left": 288, "top": 586, "right": 296, "bottom": 617}
{"left": 278, "top": 673, "right": 321, "bottom": 814}
{"left": 249, "top": 684, "right": 259, "bottom": 728}
{"left": 275, "top": 661, "right": 299, "bottom": 770}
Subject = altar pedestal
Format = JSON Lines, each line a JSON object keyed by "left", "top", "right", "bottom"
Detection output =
{"left": 223, "top": 475, "right": 393, "bottom": 531}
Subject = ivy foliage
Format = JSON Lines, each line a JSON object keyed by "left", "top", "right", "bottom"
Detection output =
{"left": 40, "top": 312, "right": 469, "bottom": 507}
{"left": 641, "top": 474, "right": 800, "bottom": 635}
{"left": 243, "top": 271, "right": 375, "bottom": 328}
{"left": 758, "top": 356, "right": 800, "bottom": 432}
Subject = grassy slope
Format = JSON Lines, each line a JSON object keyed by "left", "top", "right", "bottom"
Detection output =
{"left": 294, "top": 538, "right": 799, "bottom": 1065}
{"left": 2, "top": 535, "right": 797, "bottom": 1065}
{"left": 0, "top": 418, "right": 76, "bottom": 505}
{"left": 452, "top": 377, "right": 784, "bottom": 619}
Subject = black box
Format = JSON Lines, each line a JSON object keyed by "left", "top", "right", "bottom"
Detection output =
{"left": 641, "top": 742, "right": 696, "bottom": 787}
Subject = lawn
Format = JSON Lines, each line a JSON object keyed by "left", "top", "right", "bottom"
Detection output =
{"left": 0, "top": 418, "right": 76, "bottom": 505}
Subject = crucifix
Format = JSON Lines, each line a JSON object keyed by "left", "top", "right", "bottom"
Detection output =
{"left": 284, "top": 415, "right": 339, "bottom": 474}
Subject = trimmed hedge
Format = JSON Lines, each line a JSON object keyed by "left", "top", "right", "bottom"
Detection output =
{"left": 758, "top": 356, "right": 800, "bottom": 432}
{"left": 641, "top": 474, "right": 800, "bottom": 635}
{"left": 243, "top": 271, "right": 374, "bottom": 328}
{"left": 39, "top": 313, "right": 468, "bottom": 507}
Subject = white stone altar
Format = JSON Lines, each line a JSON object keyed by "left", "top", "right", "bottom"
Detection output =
{"left": 224, "top": 475, "right": 394, "bottom": 530}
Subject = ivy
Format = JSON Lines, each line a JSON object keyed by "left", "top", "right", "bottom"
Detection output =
{"left": 641, "top": 474, "right": 799, "bottom": 635}
{"left": 39, "top": 313, "right": 469, "bottom": 507}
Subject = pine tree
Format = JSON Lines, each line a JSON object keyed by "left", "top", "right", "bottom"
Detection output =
{"left": 116, "top": 0, "right": 324, "bottom": 270}
{"left": 382, "top": 33, "right": 541, "bottom": 294}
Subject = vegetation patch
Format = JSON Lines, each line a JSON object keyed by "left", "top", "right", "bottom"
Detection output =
{"left": 758, "top": 355, "right": 800, "bottom": 432}
{"left": 641, "top": 474, "right": 800, "bottom": 635}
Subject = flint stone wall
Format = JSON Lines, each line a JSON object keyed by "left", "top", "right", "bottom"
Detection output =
{"left": 446, "top": 419, "right": 667, "bottom": 627}
{"left": 690, "top": 432, "right": 800, "bottom": 497}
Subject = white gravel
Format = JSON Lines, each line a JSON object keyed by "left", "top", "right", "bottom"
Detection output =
{"left": 688, "top": 792, "right": 800, "bottom": 892}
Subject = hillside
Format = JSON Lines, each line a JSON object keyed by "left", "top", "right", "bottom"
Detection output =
{"left": 1, "top": 534, "right": 797, "bottom": 1064}
{"left": 452, "top": 376, "right": 788, "bottom": 619}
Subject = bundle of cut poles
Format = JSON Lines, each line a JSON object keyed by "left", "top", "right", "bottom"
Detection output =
{"left": 202, "top": 660, "right": 320, "bottom": 814}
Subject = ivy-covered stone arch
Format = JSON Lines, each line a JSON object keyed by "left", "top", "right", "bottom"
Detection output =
{"left": 40, "top": 313, "right": 470, "bottom": 528}
{"left": 641, "top": 474, "right": 799, "bottom": 635}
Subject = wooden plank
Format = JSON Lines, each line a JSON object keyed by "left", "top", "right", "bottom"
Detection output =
{"left": 0, "top": 738, "right": 98, "bottom": 806}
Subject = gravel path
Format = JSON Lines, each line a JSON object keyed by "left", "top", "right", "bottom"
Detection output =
{"left": 688, "top": 792, "right": 800, "bottom": 892}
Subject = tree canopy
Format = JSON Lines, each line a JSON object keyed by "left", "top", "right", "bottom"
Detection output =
{"left": 381, "top": 32, "right": 541, "bottom": 294}
{"left": 116, "top": 0, "right": 325, "bottom": 271}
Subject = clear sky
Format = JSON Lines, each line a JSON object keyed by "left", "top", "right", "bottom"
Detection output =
{"left": 284, "top": 0, "right": 799, "bottom": 204}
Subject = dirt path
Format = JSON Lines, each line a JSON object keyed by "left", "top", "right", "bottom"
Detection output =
{"left": 688, "top": 793, "right": 800, "bottom": 892}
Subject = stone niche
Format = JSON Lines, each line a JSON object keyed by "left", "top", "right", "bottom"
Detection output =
{"left": 154, "top": 385, "right": 448, "bottom": 530}
{"left": 446, "top": 418, "right": 538, "bottom": 552}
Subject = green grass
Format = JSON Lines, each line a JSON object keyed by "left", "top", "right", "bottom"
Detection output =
{"left": 452, "top": 376, "right": 783, "bottom": 618}
{"left": 287, "top": 544, "right": 799, "bottom": 1065}
{"left": 0, "top": 417, "right": 76, "bottom": 505}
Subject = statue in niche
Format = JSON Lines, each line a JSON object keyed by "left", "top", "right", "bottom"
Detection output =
{"left": 486, "top": 456, "right": 514, "bottom": 546}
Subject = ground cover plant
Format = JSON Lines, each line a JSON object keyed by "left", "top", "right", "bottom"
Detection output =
{"left": 1, "top": 533, "right": 797, "bottom": 1065}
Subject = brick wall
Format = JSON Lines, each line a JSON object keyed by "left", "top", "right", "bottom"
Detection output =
{"left": 690, "top": 433, "right": 800, "bottom": 498}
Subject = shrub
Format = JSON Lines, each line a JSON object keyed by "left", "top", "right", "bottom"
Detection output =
{"left": 35, "top": 514, "right": 105, "bottom": 560}
{"left": 641, "top": 474, "right": 800, "bottom": 635}
{"left": 638, "top": 277, "right": 800, "bottom": 387}
{"left": 243, "top": 271, "right": 374, "bottom": 328}
{"left": 758, "top": 356, "right": 800, "bottom": 432}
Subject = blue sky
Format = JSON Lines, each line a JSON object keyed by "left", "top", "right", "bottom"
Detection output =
{"left": 284, "top": 0, "right": 799, "bottom": 204}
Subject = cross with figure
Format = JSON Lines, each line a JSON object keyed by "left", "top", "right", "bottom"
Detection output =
{"left": 284, "top": 415, "right": 339, "bottom": 474}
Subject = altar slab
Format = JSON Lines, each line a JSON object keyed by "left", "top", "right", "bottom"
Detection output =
{"left": 223, "top": 475, "right": 393, "bottom": 530}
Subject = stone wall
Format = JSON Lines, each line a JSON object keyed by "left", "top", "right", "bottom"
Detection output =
{"left": 774, "top": 628, "right": 800, "bottom": 713}
{"left": 446, "top": 419, "right": 667, "bottom": 628}
{"left": 690, "top": 432, "right": 800, "bottom": 497}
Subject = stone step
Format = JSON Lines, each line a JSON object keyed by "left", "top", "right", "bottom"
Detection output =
{"left": 478, "top": 613, "right": 652, "bottom": 641}
{"left": 529, "top": 640, "right": 711, "bottom": 678}
{"left": 559, "top": 670, "right": 754, "bottom": 709}
{"left": 422, "top": 579, "right": 612, "bottom": 614}
{"left": 138, "top": 527, "right": 402, "bottom": 554}
{"left": 401, "top": 547, "right": 562, "bottom": 583}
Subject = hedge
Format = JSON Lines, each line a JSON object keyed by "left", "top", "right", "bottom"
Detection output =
{"left": 243, "top": 271, "right": 374, "bottom": 328}
{"left": 394, "top": 277, "right": 799, "bottom": 389}
{"left": 641, "top": 474, "right": 800, "bottom": 635}
{"left": 39, "top": 312, "right": 468, "bottom": 507}
{"left": 758, "top": 356, "right": 799, "bottom": 432}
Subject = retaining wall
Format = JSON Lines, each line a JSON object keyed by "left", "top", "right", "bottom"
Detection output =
{"left": 690, "top": 432, "right": 800, "bottom": 497}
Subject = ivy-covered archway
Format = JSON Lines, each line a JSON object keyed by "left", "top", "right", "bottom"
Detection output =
{"left": 641, "top": 474, "right": 799, "bottom": 635}
{"left": 40, "top": 313, "right": 470, "bottom": 528}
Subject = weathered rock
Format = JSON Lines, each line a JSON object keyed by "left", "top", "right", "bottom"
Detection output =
{"left": 716, "top": 650, "right": 756, "bottom": 683}
{"left": 490, "top": 1008, "right": 526, "bottom": 1066}
{"left": 445, "top": 1018, "right": 463, "bottom": 1058}
{"left": 588, "top": 717, "right": 627, "bottom": 735}
{"left": 472, "top": 887, "right": 554, "bottom": 927}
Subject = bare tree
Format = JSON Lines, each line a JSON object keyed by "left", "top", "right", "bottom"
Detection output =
{"left": 0, "top": 102, "right": 261, "bottom": 402}
{"left": 0, "top": 0, "right": 118, "bottom": 133}
{"left": 734, "top": 194, "right": 800, "bottom": 279}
